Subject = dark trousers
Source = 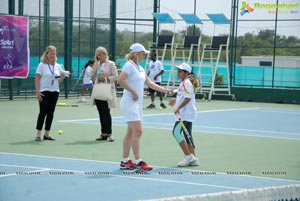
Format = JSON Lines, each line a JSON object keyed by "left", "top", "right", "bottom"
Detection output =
{"left": 95, "top": 99, "right": 112, "bottom": 134}
{"left": 36, "top": 91, "right": 59, "bottom": 131}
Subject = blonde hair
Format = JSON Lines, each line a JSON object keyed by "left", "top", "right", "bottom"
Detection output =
{"left": 125, "top": 52, "right": 139, "bottom": 61}
{"left": 41, "top": 45, "right": 57, "bottom": 64}
{"left": 95, "top": 46, "right": 109, "bottom": 61}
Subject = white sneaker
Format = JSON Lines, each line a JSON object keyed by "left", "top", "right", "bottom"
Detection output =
{"left": 78, "top": 97, "right": 86, "bottom": 103}
{"left": 189, "top": 157, "right": 199, "bottom": 166}
{"left": 177, "top": 154, "right": 197, "bottom": 167}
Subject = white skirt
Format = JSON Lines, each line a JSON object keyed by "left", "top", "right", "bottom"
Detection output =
{"left": 120, "top": 99, "right": 143, "bottom": 123}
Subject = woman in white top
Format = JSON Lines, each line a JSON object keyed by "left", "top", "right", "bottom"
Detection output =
{"left": 118, "top": 43, "right": 171, "bottom": 171}
{"left": 35, "top": 45, "right": 66, "bottom": 141}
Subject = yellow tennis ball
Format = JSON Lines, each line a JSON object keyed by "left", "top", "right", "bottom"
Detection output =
{"left": 159, "top": 107, "right": 163, "bottom": 110}
{"left": 58, "top": 130, "right": 63, "bottom": 135}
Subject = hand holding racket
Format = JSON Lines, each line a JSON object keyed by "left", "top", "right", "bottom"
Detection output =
{"left": 175, "top": 112, "right": 194, "bottom": 147}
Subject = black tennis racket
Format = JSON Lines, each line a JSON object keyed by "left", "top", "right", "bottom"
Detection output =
{"left": 175, "top": 112, "right": 194, "bottom": 147}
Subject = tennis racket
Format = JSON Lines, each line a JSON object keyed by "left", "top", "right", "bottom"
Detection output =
{"left": 173, "top": 74, "right": 201, "bottom": 94}
{"left": 56, "top": 102, "right": 79, "bottom": 107}
{"left": 175, "top": 112, "right": 194, "bottom": 147}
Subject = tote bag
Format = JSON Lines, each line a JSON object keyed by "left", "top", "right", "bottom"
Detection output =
{"left": 91, "top": 78, "right": 112, "bottom": 101}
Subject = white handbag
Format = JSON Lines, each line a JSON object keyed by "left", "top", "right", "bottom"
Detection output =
{"left": 91, "top": 78, "right": 113, "bottom": 101}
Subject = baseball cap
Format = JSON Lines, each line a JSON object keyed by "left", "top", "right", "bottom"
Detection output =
{"left": 129, "top": 43, "right": 150, "bottom": 54}
{"left": 176, "top": 63, "right": 192, "bottom": 73}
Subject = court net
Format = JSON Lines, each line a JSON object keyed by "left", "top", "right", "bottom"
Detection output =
{"left": 145, "top": 184, "right": 300, "bottom": 201}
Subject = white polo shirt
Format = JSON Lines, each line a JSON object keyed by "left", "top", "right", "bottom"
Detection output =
{"left": 36, "top": 62, "right": 63, "bottom": 92}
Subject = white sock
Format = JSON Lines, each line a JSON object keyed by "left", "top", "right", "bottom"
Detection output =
{"left": 135, "top": 159, "right": 142, "bottom": 164}
{"left": 122, "top": 158, "right": 129, "bottom": 163}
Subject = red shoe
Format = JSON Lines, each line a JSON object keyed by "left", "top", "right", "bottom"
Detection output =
{"left": 120, "top": 160, "right": 135, "bottom": 170}
{"left": 135, "top": 161, "right": 153, "bottom": 171}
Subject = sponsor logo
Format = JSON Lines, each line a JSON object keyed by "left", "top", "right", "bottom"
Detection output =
{"left": 240, "top": 1, "right": 299, "bottom": 15}
{"left": 241, "top": 2, "right": 254, "bottom": 15}
{"left": 0, "top": 25, "right": 9, "bottom": 35}
{"left": 0, "top": 39, "right": 15, "bottom": 49}
{"left": 3, "top": 54, "right": 14, "bottom": 70}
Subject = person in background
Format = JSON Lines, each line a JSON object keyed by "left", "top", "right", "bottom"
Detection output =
{"left": 91, "top": 46, "right": 118, "bottom": 142}
{"left": 118, "top": 43, "right": 171, "bottom": 171}
{"left": 35, "top": 45, "right": 66, "bottom": 141}
{"left": 79, "top": 60, "right": 94, "bottom": 103}
{"left": 146, "top": 53, "right": 166, "bottom": 109}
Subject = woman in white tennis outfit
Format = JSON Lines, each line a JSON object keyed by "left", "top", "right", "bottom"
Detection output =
{"left": 118, "top": 43, "right": 171, "bottom": 171}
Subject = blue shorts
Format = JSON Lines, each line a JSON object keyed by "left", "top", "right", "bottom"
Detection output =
{"left": 82, "top": 83, "right": 93, "bottom": 89}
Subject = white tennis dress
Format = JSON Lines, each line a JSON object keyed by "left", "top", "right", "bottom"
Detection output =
{"left": 120, "top": 60, "right": 146, "bottom": 122}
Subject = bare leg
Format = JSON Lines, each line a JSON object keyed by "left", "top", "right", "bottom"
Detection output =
{"left": 123, "top": 121, "right": 143, "bottom": 160}
{"left": 81, "top": 88, "right": 86, "bottom": 97}
{"left": 44, "top": 130, "right": 50, "bottom": 137}
{"left": 187, "top": 144, "right": 195, "bottom": 156}
{"left": 123, "top": 126, "right": 132, "bottom": 158}
{"left": 158, "top": 91, "right": 163, "bottom": 102}
{"left": 36, "top": 130, "right": 41, "bottom": 137}
{"left": 150, "top": 93, "right": 155, "bottom": 103}
{"left": 179, "top": 140, "right": 191, "bottom": 155}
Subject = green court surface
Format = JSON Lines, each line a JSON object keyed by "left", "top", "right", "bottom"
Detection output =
{"left": 0, "top": 97, "right": 299, "bottom": 181}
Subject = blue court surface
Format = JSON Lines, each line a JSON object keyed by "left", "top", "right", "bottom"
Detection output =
{"left": 0, "top": 152, "right": 300, "bottom": 201}
{"left": 1, "top": 107, "right": 300, "bottom": 201}
{"left": 61, "top": 108, "right": 300, "bottom": 140}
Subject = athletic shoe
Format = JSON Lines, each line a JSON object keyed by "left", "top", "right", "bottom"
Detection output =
{"left": 78, "top": 97, "right": 86, "bottom": 103}
{"left": 146, "top": 104, "right": 155, "bottom": 109}
{"left": 120, "top": 160, "right": 135, "bottom": 170}
{"left": 177, "top": 154, "right": 197, "bottom": 167}
{"left": 160, "top": 103, "right": 167, "bottom": 109}
{"left": 35, "top": 136, "right": 41, "bottom": 141}
{"left": 189, "top": 157, "right": 200, "bottom": 166}
{"left": 135, "top": 161, "right": 153, "bottom": 171}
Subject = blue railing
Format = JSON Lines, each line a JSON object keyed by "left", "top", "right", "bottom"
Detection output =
{"left": 28, "top": 57, "right": 300, "bottom": 88}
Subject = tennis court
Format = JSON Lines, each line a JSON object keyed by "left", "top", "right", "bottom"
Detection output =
{"left": 0, "top": 97, "right": 299, "bottom": 200}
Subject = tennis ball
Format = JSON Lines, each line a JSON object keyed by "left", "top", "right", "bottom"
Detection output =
{"left": 58, "top": 130, "right": 63, "bottom": 135}
{"left": 159, "top": 107, "right": 163, "bottom": 110}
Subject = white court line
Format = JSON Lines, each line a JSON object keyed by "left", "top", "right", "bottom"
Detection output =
{"left": 254, "top": 108, "right": 300, "bottom": 115}
{"left": 0, "top": 164, "right": 50, "bottom": 178}
{"left": 58, "top": 107, "right": 261, "bottom": 123}
{"left": 0, "top": 162, "right": 243, "bottom": 191}
{"left": 109, "top": 120, "right": 300, "bottom": 140}
{"left": 1, "top": 152, "right": 300, "bottom": 184}
{"left": 192, "top": 125, "right": 300, "bottom": 136}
